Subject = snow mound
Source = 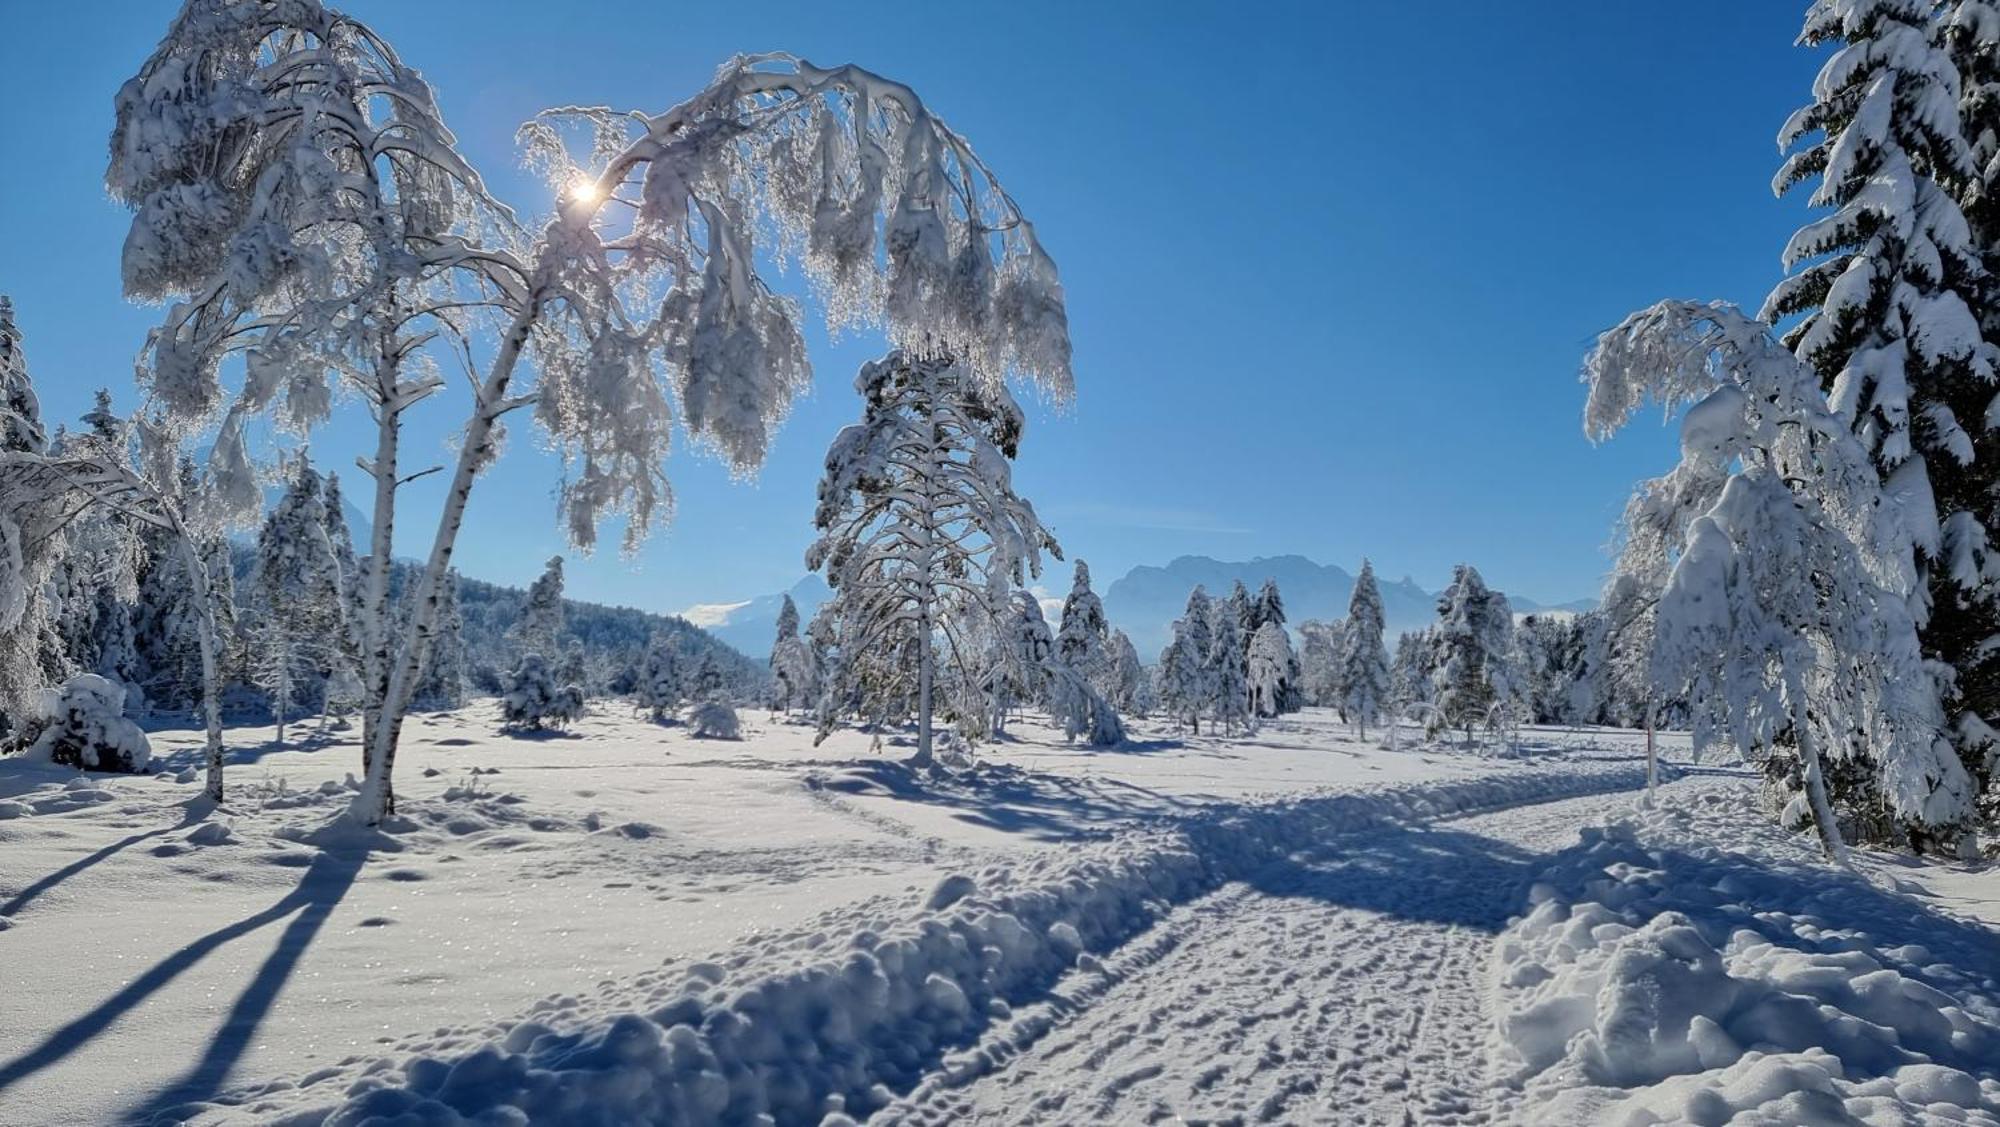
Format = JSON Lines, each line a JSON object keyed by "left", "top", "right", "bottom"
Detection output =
{"left": 13, "top": 674, "right": 151, "bottom": 773}
{"left": 1490, "top": 785, "right": 2000, "bottom": 1124}
{"left": 304, "top": 758, "right": 1665, "bottom": 1125}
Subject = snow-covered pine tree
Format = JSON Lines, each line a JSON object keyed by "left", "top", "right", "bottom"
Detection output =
{"left": 641, "top": 629, "right": 682, "bottom": 722}
{"left": 1296, "top": 619, "right": 1344, "bottom": 708}
{"left": 1586, "top": 300, "right": 1975, "bottom": 853}
{"left": 1158, "top": 588, "right": 1216, "bottom": 733}
{"left": 1339, "top": 560, "right": 1392, "bottom": 737}
{"left": 513, "top": 556, "right": 566, "bottom": 660}
{"left": 1768, "top": 0, "right": 2000, "bottom": 806}
{"left": 1106, "top": 629, "right": 1146, "bottom": 716}
{"left": 807, "top": 349, "right": 1066, "bottom": 764}
{"left": 411, "top": 569, "right": 465, "bottom": 710}
{"left": 768, "top": 594, "right": 818, "bottom": 714}
{"left": 1209, "top": 596, "right": 1253, "bottom": 735}
{"left": 1247, "top": 620, "right": 1295, "bottom": 719}
{"left": 0, "top": 298, "right": 64, "bottom": 732}
{"left": 250, "top": 460, "right": 344, "bottom": 745}
{"left": 1056, "top": 560, "right": 1110, "bottom": 689}
{"left": 984, "top": 589, "right": 1055, "bottom": 736}
{"left": 500, "top": 653, "right": 585, "bottom": 732}
{"left": 1433, "top": 565, "right": 1514, "bottom": 742}
{"left": 1389, "top": 628, "right": 1435, "bottom": 712}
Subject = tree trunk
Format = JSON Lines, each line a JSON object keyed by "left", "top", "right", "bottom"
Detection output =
{"left": 1787, "top": 683, "right": 1846, "bottom": 863}
{"left": 1643, "top": 705, "right": 1658, "bottom": 807}
{"left": 175, "top": 532, "right": 225, "bottom": 804}
{"left": 355, "top": 305, "right": 538, "bottom": 825}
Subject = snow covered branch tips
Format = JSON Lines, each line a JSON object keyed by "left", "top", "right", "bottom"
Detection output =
{"left": 101, "top": 0, "right": 1074, "bottom": 823}
{"left": 1585, "top": 300, "right": 1975, "bottom": 856}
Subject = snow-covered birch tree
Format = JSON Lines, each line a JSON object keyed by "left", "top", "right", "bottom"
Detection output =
{"left": 109, "top": 3, "right": 1074, "bottom": 824}
{"left": 808, "top": 349, "right": 1063, "bottom": 765}
{"left": 1586, "top": 299, "right": 1975, "bottom": 854}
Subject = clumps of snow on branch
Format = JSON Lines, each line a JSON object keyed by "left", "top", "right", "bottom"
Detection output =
{"left": 1490, "top": 786, "right": 2000, "bottom": 1123}
{"left": 10, "top": 675, "right": 152, "bottom": 773}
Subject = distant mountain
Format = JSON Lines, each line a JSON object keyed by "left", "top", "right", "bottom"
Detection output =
{"left": 687, "top": 575, "right": 831, "bottom": 658}
{"left": 692, "top": 556, "right": 1591, "bottom": 667}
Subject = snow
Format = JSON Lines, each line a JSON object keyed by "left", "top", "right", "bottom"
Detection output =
{"left": 1, "top": 708, "right": 1993, "bottom": 1125}
{"left": 1490, "top": 779, "right": 2000, "bottom": 1124}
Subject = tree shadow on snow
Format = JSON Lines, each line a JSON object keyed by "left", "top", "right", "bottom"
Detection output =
{"left": 0, "top": 798, "right": 215, "bottom": 921}
{"left": 1244, "top": 819, "right": 1552, "bottom": 932}
{"left": 812, "top": 760, "right": 1208, "bottom": 842}
{"left": 149, "top": 730, "right": 354, "bottom": 775}
{"left": 0, "top": 843, "right": 370, "bottom": 1123}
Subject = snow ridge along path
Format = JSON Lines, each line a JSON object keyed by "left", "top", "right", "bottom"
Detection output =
{"left": 296, "top": 757, "right": 1666, "bottom": 1126}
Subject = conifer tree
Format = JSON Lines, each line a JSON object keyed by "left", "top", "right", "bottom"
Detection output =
{"left": 642, "top": 629, "right": 682, "bottom": 722}
{"left": 1247, "top": 620, "right": 1295, "bottom": 719}
{"left": 1339, "top": 560, "right": 1392, "bottom": 737}
{"left": 1106, "top": 629, "right": 1145, "bottom": 716}
{"left": 250, "top": 460, "right": 344, "bottom": 745}
{"left": 1433, "top": 565, "right": 1513, "bottom": 742}
{"left": 513, "top": 556, "right": 566, "bottom": 659}
{"left": 1209, "top": 597, "right": 1253, "bottom": 734}
{"left": 1056, "top": 560, "right": 1110, "bottom": 686}
{"left": 1159, "top": 588, "right": 1216, "bottom": 734}
{"left": 1769, "top": 0, "right": 2000, "bottom": 797}
{"left": 412, "top": 569, "right": 465, "bottom": 710}
{"left": 808, "top": 349, "right": 1064, "bottom": 765}
{"left": 769, "top": 594, "right": 817, "bottom": 714}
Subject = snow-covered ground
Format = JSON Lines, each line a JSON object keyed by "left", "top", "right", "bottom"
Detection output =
{"left": 0, "top": 708, "right": 1990, "bottom": 1125}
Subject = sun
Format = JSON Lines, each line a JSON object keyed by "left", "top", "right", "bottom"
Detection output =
{"left": 566, "top": 177, "right": 600, "bottom": 204}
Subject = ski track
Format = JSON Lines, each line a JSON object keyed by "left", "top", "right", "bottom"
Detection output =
{"left": 876, "top": 787, "right": 1642, "bottom": 1126}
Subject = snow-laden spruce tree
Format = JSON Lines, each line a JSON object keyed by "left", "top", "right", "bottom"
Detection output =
{"left": 410, "top": 568, "right": 465, "bottom": 710}
{"left": 1158, "top": 588, "right": 1216, "bottom": 733}
{"left": 1389, "top": 628, "right": 1436, "bottom": 713}
{"left": 1339, "top": 560, "right": 1391, "bottom": 737}
{"left": 1056, "top": 560, "right": 1110, "bottom": 688}
{"left": 809, "top": 349, "right": 1065, "bottom": 764}
{"left": 1247, "top": 620, "right": 1294, "bottom": 719}
{"left": 768, "top": 594, "right": 817, "bottom": 714}
{"left": 1586, "top": 300, "right": 1975, "bottom": 853}
{"left": 1433, "top": 565, "right": 1514, "bottom": 742}
{"left": 250, "top": 459, "right": 345, "bottom": 744}
{"left": 110, "top": 3, "right": 1073, "bottom": 823}
{"left": 983, "top": 588, "right": 1055, "bottom": 736}
{"left": 1296, "top": 619, "right": 1344, "bottom": 708}
{"left": 512, "top": 557, "right": 566, "bottom": 660}
{"left": 1769, "top": 0, "right": 2000, "bottom": 800}
{"left": 1208, "top": 596, "right": 1253, "bottom": 735}
{"left": 500, "top": 653, "right": 585, "bottom": 732}
{"left": 641, "top": 629, "right": 682, "bottom": 722}
{"left": 1105, "top": 629, "right": 1146, "bottom": 716}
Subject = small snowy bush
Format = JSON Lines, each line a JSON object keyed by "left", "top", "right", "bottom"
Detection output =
{"left": 500, "top": 654, "right": 585, "bottom": 732}
{"left": 686, "top": 698, "right": 741, "bottom": 740}
{"left": 13, "top": 674, "right": 151, "bottom": 772}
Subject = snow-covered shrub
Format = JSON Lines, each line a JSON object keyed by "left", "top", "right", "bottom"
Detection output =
{"left": 686, "top": 698, "right": 741, "bottom": 740}
{"left": 499, "top": 655, "right": 584, "bottom": 732}
{"left": 12, "top": 674, "right": 151, "bottom": 772}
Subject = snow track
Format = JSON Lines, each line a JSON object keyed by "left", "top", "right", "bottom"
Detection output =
{"left": 288, "top": 759, "right": 1665, "bottom": 1126}
{"left": 876, "top": 788, "right": 1653, "bottom": 1126}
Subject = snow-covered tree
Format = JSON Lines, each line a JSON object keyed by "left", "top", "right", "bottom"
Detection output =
{"left": 641, "top": 629, "right": 683, "bottom": 722}
{"left": 808, "top": 349, "right": 1064, "bottom": 764}
{"left": 1105, "top": 629, "right": 1145, "bottom": 716}
{"left": 513, "top": 556, "right": 566, "bottom": 659}
{"left": 9, "top": 674, "right": 152, "bottom": 773}
{"left": 500, "top": 653, "right": 585, "bottom": 732}
{"left": 1056, "top": 560, "right": 1110, "bottom": 687}
{"left": 768, "top": 594, "right": 817, "bottom": 714}
{"left": 111, "top": 4, "right": 1073, "bottom": 824}
{"left": 687, "top": 697, "right": 742, "bottom": 740}
{"left": 1587, "top": 300, "right": 1975, "bottom": 854}
{"left": 1208, "top": 597, "right": 1253, "bottom": 735}
{"left": 411, "top": 569, "right": 465, "bottom": 710}
{"left": 1389, "top": 628, "right": 1436, "bottom": 712}
{"left": 1046, "top": 660, "right": 1125, "bottom": 747}
{"left": 1339, "top": 560, "right": 1391, "bottom": 737}
{"left": 1433, "top": 565, "right": 1514, "bottom": 742}
{"left": 1247, "top": 620, "right": 1295, "bottom": 719}
{"left": 1158, "top": 588, "right": 1215, "bottom": 733}
{"left": 1768, "top": 0, "right": 2000, "bottom": 810}
{"left": 1296, "top": 619, "right": 1344, "bottom": 708}
{"left": 982, "top": 588, "right": 1054, "bottom": 736}
{"left": 250, "top": 460, "right": 344, "bottom": 744}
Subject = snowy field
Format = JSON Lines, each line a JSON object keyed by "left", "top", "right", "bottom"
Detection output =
{"left": 0, "top": 708, "right": 1993, "bottom": 1125}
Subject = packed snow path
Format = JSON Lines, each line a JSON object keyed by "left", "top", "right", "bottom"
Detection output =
{"left": 877, "top": 787, "right": 1649, "bottom": 1125}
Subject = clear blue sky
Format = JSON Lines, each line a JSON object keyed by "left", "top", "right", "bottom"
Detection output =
{"left": 0, "top": 2, "right": 1821, "bottom": 616}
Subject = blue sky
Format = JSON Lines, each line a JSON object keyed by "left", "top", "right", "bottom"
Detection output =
{"left": 0, "top": 2, "right": 1822, "bottom": 617}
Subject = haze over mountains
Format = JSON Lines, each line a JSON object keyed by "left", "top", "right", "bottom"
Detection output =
{"left": 688, "top": 556, "right": 1594, "bottom": 661}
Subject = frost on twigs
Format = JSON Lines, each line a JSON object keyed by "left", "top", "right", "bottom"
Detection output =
{"left": 521, "top": 54, "right": 1072, "bottom": 551}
